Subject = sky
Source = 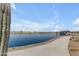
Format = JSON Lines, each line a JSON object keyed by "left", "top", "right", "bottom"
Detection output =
{"left": 11, "top": 3, "right": 79, "bottom": 32}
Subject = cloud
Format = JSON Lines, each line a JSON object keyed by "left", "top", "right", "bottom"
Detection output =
{"left": 50, "top": 8, "right": 63, "bottom": 32}
{"left": 53, "top": 25, "right": 63, "bottom": 32}
{"left": 11, "top": 4, "right": 64, "bottom": 32}
{"left": 71, "top": 18, "right": 79, "bottom": 31}
{"left": 73, "top": 27, "right": 79, "bottom": 31}
{"left": 11, "top": 9, "right": 63, "bottom": 32}
{"left": 11, "top": 20, "right": 42, "bottom": 32}
{"left": 73, "top": 18, "right": 79, "bottom": 26}
{"left": 11, "top": 3, "right": 16, "bottom": 10}
{"left": 11, "top": 18, "right": 63, "bottom": 32}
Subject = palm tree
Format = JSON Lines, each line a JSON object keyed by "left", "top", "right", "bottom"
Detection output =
{"left": 0, "top": 3, "right": 11, "bottom": 56}
{"left": 0, "top": 4, "right": 2, "bottom": 44}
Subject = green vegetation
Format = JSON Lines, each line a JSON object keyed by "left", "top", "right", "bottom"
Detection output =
{"left": 10, "top": 31, "right": 58, "bottom": 35}
{"left": 10, "top": 31, "right": 79, "bottom": 36}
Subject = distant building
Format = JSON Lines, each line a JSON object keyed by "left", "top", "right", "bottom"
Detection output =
{"left": 60, "top": 31, "right": 70, "bottom": 36}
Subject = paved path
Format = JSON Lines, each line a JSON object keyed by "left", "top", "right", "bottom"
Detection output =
{"left": 8, "top": 36, "right": 71, "bottom": 56}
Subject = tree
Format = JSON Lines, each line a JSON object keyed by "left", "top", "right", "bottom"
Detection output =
{"left": 0, "top": 3, "right": 11, "bottom": 56}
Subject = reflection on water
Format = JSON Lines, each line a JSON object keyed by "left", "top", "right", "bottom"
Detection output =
{"left": 8, "top": 34, "right": 56, "bottom": 48}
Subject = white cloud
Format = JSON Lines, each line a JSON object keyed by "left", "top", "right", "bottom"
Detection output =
{"left": 11, "top": 20, "right": 42, "bottom": 32}
{"left": 11, "top": 19, "right": 64, "bottom": 32}
{"left": 53, "top": 25, "right": 63, "bottom": 32}
{"left": 71, "top": 26, "right": 79, "bottom": 31}
{"left": 73, "top": 18, "right": 79, "bottom": 26}
{"left": 11, "top": 3, "right": 16, "bottom": 10}
{"left": 71, "top": 18, "right": 79, "bottom": 31}
{"left": 11, "top": 4, "right": 64, "bottom": 32}
{"left": 73, "top": 27, "right": 79, "bottom": 31}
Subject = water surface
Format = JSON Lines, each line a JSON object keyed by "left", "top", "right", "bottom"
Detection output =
{"left": 8, "top": 34, "right": 57, "bottom": 48}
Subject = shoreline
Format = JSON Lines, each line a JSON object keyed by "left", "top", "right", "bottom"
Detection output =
{"left": 8, "top": 36, "right": 61, "bottom": 52}
{"left": 8, "top": 36, "right": 71, "bottom": 56}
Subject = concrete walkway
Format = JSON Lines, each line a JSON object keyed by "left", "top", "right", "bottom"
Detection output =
{"left": 8, "top": 36, "right": 71, "bottom": 56}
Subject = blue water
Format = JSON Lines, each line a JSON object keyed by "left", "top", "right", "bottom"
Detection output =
{"left": 8, "top": 34, "right": 57, "bottom": 48}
